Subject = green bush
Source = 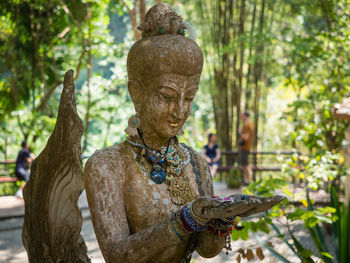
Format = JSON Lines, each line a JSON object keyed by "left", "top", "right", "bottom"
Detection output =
{"left": 226, "top": 169, "right": 241, "bottom": 189}
{"left": 0, "top": 181, "right": 22, "bottom": 196}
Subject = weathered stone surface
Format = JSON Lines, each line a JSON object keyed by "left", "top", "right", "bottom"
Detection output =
{"left": 22, "top": 70, "right": 90, "bottom": 262}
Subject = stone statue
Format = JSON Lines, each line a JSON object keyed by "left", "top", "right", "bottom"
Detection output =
{"left": 84, "top": 3, "right": 284, "bottom": 263}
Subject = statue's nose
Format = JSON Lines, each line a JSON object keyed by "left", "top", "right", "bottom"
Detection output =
{"left": 172, "top": 102, "right": 185, "bottom": 120}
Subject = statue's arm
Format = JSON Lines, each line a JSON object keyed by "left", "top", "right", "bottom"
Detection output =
{"left": 84, "top": 150, "right": 182, "bottom": 263}
{"left": 195, "top": 154, "right": 226, "bottom": 258}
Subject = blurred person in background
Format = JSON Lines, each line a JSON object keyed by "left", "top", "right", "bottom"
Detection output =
{"left": 202, "top": 133, "right": 221, "bottom": 176}
{"left": 238, "top": 111, "right": 253, "bottom": 185}
{"left": 15, "top": 140, "right": 35, "bottom": 198}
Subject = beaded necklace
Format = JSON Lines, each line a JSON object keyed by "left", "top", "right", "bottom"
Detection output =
{"left": 126, "top": 132, "right": 194, "bottom": 205}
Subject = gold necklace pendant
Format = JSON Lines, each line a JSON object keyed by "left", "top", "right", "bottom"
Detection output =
{"left": 165, "top": 145, "right": 195, "bottom": 205}
{"left": 168, "top": 176, "right": 195, "bottom": 205}
{"left": 133, "top": 141, "right": 195, "bottom": 205}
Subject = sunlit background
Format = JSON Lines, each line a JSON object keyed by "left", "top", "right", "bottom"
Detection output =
{"left": 0, "top": 0, "right": 349, "bottom": 262}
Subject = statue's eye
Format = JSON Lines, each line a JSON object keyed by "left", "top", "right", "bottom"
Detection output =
{"left": 159, "top": 86, "right": 178, "bottom": 101}
{"left": 160, "top": 92, "right": 176, "bottom": 101}
{"left": 185, "top": 97, "right": 194, "bottom": 102}
{"left": 178, "top": 28, "right": 185, "bottom": 36}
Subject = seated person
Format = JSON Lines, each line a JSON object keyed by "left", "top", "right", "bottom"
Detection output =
{"left": 15, "top": 140, "right": 35, "bottom": 198}
{"left": 15, "top": 140, "right": 34, "bottom": 182}
{"left": 202, "top": 133, "right": 221, "bottom": 176}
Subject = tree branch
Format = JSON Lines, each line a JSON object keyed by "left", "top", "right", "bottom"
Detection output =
{"left": 58, "top": 0, "right": 79, "bottom": 25}
{"left": 74, "top": 47, "right": 87, "bottom": 81}
{"left": 36, "top": 47, "right": 86, "bottom": 112}
{"left": 121, "top": 0, "right": 141, "bottom": 41}
{"left": 16, "top": 115, "right": 26, "bottom": 140}
{"left": 120, "top": 0, "right": 133, "bottom": 16}
{"left": 140, "top": 0, "right": 146, "bottom": 22}
{"left": 82, "top": 7, "right": 92, "bottom": 154}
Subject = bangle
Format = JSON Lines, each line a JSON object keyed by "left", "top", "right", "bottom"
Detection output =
{"left": 188, "top": 201, "right": 209, "bottom": 225}
{"left": 171, "top": 211, "right": 184, "bottom": 241}
{"left": 180, "top": 207, "right": 194, "bottom": 232}
{"left": 180, "top": 205, "right": 207, "bottom": 232}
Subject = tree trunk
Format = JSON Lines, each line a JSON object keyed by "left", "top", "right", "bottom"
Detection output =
{"left": 121, "top": 0, "right": 142, "bottom": 41}
{"left": 235, "top": 0, "right": 246, "bottom": 146}
{"left": 253, "top": 0, "right": 266, "bottom": 151}
{"left": 140, "top": 0, "right": 146, "bottom": 22}
{"left": 245, "top": 0, "right": 257, "bottom": 111}
{"left": 82, "top": 7, "right": 92, "bottom": 154}
{"left": 22, "top": 70, "right": 89, "bottom": 262}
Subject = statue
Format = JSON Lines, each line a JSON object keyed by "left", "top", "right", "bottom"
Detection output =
{"left": 84, "top": 3, "right": 284, "bottom": 263}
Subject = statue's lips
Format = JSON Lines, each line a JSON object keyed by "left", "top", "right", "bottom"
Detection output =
{"left": 168, "top": 122, "right": 179, "bottom": 127}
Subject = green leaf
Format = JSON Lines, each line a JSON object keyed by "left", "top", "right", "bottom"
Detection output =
{"left": 318, "top": 207, "right": 336, "bottom": 214}
{"left": 259, "top": 222, "right": 270, "bottom": 234}
{"left": 287, "top": 208, "right": 305, "bottom": 220}
{"left": 306, "top": 189, "right": 332, "bottom": 263}
{"left": 270, "top": 222, "right": 300, "bottom": 259}
{"left": 305, "top": 217, "right": 318, "bottom": 228}
{"left": 320, "top": 252, "right": 333, "bottom": 259}
{"left": 290, "top": 231, "right": 315, "bottom": 262}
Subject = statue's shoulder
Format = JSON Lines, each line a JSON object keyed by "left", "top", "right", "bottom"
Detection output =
{"left": 180, "top": 143, "right": 204, "bottom": 163}
{"left": 84, "top": 141, "right": 130, "bottom": 175}
{"left": 180, "top": 143, "right": 197, "bottom": 154}
{"left": 180, "top": 143, "right": 213, "bottom": 196}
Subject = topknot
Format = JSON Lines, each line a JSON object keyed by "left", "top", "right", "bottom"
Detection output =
{"left": 127, "top": 2, "right": 203, "bottom": 85}
{"left": 137, "top": 3, "right": 186, "bottom": 38}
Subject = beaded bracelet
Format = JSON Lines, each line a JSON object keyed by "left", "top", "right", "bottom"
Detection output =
{"left": 180, "top": 204, "right": 207, "bottom": 232}
{"left": 188, "top": 202, "right": 209, "bottom": 225}
{"left": 180, "top": 207, "right": 194, "bottom": 232}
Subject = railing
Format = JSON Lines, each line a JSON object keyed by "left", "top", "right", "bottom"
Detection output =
{"left": 218, "top": 150, "right": 301, "bottom": 181}
{"left": 0, "top": 160, "right": 17, "bottom": 183}
{"left": 2, "top": 150, "right": 301, "bottom": 183}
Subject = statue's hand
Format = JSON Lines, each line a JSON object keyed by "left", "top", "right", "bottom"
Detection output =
{"left": 192, "top": 194, "right": 285, "bottom": 220}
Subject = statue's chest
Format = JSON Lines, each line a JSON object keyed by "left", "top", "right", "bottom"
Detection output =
{"left": 124, "top": 161, "right": 200, "bottom": 234}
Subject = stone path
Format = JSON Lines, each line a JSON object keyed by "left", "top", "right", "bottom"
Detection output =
{"left": 0, "top": 182, "right": 334, "bottom": 263}
{"left": 0, "top": 197, "right": 24, "bottom": 220}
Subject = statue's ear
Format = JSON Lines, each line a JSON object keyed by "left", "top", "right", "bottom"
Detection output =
{"left": 128, "top": 79, "right": 142, "bottom": 112}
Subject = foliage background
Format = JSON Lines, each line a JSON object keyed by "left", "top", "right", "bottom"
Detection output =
{"left": 0, "top": 0, "right": 349, "bottom": 262}
{"left": 1, "top": 0, "right": 349, "bottom": 160}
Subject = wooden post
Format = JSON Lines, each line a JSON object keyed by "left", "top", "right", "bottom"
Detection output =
{"left": 343, "top": 127, "right": 350, "bottom": 206}
{"left": 333, "top": 98, "right": 350, "bottom": 207}
{"left": 22, "top": 70, "right": 90, "bottom": 262}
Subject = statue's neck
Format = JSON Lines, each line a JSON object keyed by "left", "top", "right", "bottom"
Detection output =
{"left": 138, "top": 127, "right": 172, "bottom": 150}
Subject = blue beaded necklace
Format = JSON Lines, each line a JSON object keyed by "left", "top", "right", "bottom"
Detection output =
{"left": 137, "top": 129, "right": 171, "bottom": 184}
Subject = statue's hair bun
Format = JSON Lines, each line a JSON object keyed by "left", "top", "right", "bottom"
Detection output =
{"left": 127, "top": 3, "right": 203, "bottom": 83}
{"left": 137, "top": 3, "right": 186, "bottom": 38}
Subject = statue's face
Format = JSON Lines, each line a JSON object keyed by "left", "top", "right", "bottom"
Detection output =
{"left": 139, "top": 73, "right": 200, "bottom": 139}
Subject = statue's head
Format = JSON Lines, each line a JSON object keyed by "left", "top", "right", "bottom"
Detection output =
{"left": 127, "top": 2, "right": 204, "bottom": 139}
